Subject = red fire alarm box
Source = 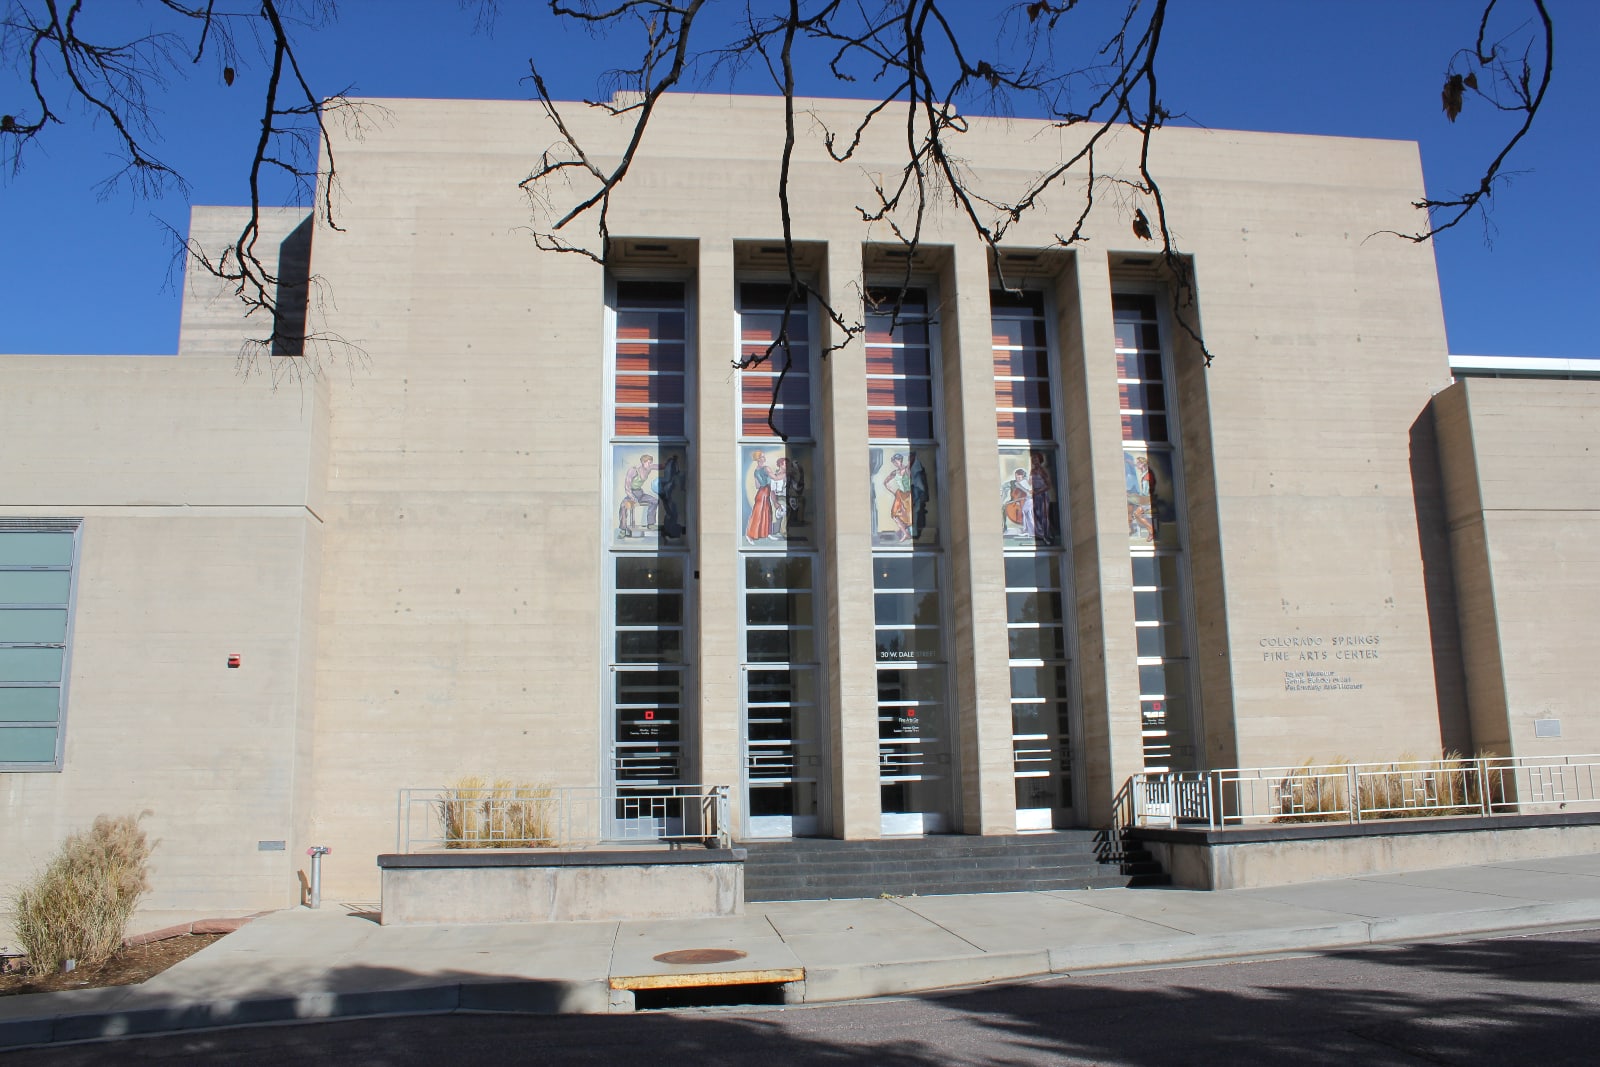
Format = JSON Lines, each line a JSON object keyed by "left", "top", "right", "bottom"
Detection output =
{"left": 227, "top": 654, "right": 241, "bottom": 669}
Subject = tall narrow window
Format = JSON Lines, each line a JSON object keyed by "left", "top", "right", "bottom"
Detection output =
{"left": 608, "top": 280, "right": 692, "bottom": 803}
{"left": 0, "top": 520, "right": 79, "bottom": 771}
{"left": 866, "top": 287, "right": 952, "bottom": 835}
{"left": 1114, "top": 293, "right": 1197, "bottom": 772}
{"left": 992, "top": 289, "right": 1075, "bottom": 828}
{"left": 737, "top": 282, "right": 824, "bottom": 838}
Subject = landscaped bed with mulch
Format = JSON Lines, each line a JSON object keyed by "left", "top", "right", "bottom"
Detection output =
{"left": 0, "top": 930, "right": 229, "bottom": 998}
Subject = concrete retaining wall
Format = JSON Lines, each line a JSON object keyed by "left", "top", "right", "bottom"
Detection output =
{"left": 376, "top": 849, "right": 746, "bottom": 924}
{"left": 1136, "top": 814, "right": 1600, "bottom": 890}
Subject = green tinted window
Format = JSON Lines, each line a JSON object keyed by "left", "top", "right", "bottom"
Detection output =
{"left": 0, "top": 687, "right": 60, "bottom": 722}
{"left": 0, "top": 571, "right": 72, "bottom": 604}
{"left": 0, "top": 727, "right": 57, "bottom": 763}
{"left": 0, "top": 533, "right": 73, "bottom": 567}
{"left": 1, "top": 525, "right": 78, "bottom": 770}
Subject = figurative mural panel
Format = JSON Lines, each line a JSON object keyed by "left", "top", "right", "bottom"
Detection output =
{"left": 1125, "top": 449, "right": 1178, "bottom": 548}
{"left": 741, "top": 444, "right": 813, "bottom": 546}
{"left": 998, "top": 447, "right": 1060, "bottom": 546}
{"left": 613, "top": 444, "right": 689, "bottom": 547}
{"left": 869, "top": 447, "right": 939, "bottom": 546}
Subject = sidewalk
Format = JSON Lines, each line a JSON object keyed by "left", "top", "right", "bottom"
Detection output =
{"left": 5, "top": 851, "right": 1600, "bottom": 1049}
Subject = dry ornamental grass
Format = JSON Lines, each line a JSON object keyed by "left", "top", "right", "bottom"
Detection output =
{"left": 9, "top": 813, "right": 153, "bottom": 976}
{"left": 438, "top": 778, "right": 558, "bottom": 848}
{"left": 1273, "top": 752, "right": 1502, "bottom": 824}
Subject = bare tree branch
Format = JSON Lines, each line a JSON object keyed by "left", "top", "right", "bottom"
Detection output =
{"left": 520, "top": 0, "right": 708, "bottom": 266}
{"left": 1376, "top": 0, "right": 1552, "bottom": 244}
{"left": 2, "top": 0, "right": 365, "bottom": 380}
{"left": 518, "top": 1, "right": 1219, "bottom": 364}
{"left": 3, "top": 1, "right": 1556, "bottom": 380}
{"left": 740, "top": 0, "right": 859, "bottom": 438}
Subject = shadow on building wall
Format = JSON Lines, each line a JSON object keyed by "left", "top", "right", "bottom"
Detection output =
{"left": 270, "top": 214, "right": 314, "bottom": 358}
{"left": 1411, "top": 406, "right": 1472, "bottom": 755}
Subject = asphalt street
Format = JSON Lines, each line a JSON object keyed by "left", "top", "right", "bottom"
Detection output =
{"left": 12, "top": 925, "right": 1600, "bottom": 1066}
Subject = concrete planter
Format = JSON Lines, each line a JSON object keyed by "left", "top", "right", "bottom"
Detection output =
{"left": 375, "top": 848, "right": 747, "bottom": 925}
{"left": 1133, "top": 812, "right": 1600, "bottom": 890}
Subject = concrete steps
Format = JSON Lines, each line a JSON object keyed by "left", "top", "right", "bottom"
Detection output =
{"left": 741, "top": 831, "right": 1168, "bottom": 901}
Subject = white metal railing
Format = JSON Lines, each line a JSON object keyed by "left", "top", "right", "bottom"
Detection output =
{"left": 1127, "top": 754, "right": 1600, "bottom": 830}
{"left": 396, "top": 784, "right": 731, "bottom": 853}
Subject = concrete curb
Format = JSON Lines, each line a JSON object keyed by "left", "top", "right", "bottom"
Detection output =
{"left": 1045, "top": 921, "right": 1373, "bottom": 973}
{"left": 797, "top": 902, "right": 1600, "bottom": 1005}
{"left": 799, "top": 950, "right": 1051, "bottom": 1003}
{"left": 0, "top": 975, "right": 614, "bottom": 1049}
{"left": 1363, "top": 898, "right": 1600, "bottom": 944}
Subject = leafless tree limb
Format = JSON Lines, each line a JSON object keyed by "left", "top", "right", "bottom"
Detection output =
{"left": 3, "top": 1, "right": 1556, "bottom": 382}
{"left": 1, "top": 0, "right": 362, "bottom": 379}
{"left": 1376, "top": 0, "right": 1552, "bottom": 244}
{"left": 519, "top": 0, "right": 709, "bottom": 267}
{"left": 521, "top": 0, "right": 1218, "bottom": 368}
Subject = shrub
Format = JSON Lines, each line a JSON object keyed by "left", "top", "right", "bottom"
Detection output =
{"left": 10, "top": 813, "right": 153, "bottom": 976}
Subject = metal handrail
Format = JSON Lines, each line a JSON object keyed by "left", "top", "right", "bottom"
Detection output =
{"left": 1127, "top": 754, "right": 1600, "bottom": 830}
{"left": 396, "top": 784, "right": 731, "bottom": 853}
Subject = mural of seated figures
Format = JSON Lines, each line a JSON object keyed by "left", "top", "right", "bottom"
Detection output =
{"left": 999, "top": 447, "right": 1060, "bottom": 546}
{"left": 613, "top": 444, "right": 690, "bottom": 547}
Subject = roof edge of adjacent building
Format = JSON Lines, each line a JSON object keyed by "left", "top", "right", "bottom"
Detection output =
{"left": 1450, "top": 354, "right": 1600, "bottom": 379}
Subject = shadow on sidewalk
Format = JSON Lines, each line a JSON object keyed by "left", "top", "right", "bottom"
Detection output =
{"left": 6, "top": 929, "right": 1600, "bottom": 1065}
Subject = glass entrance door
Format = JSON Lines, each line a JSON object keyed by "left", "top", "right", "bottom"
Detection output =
{"left": 741, "top": 555, "right": 824, "bottom": 837}
{"left": 873, "top": 555, "right": 952, "bottom": 835}
{"left": 744, "top": 666, "right": 822, "bottom": 837}
{"left": 876, "top": 665, "right": 952, "bottom": 834}
{"left": 1006, "top": 554, "right": 1077, "bottom": 829}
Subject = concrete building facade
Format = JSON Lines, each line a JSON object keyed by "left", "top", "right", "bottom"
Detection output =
{"left": 2, "top": 94, "right": 1593, "bottom": 912}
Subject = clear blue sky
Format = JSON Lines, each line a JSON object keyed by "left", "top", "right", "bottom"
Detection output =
{"left": 1, "top": 0, "right": 1593, "bottom": 358}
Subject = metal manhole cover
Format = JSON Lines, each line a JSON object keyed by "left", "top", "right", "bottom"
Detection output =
{"left": 653, "top": 948, "right": 749, "bottom": 965}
